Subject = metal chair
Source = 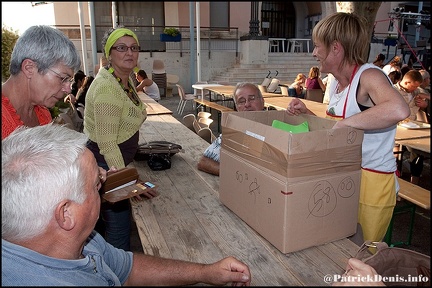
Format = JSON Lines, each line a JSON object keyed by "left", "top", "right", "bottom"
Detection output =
{"left": 192, "top": 118, "right": 202, "bottom": 133}
{"left": 152, "top": 59, "right": 166, "bottom": 74}
{"left": 176, "top": 84, "right": 196, "bottom": 115}
{"left": 197, "top": 127, "right": 216, "bottom": 144}
{"left": 280, "top": 86, "right": 289, "bottom": 96}
{"left": 197, "top": 111, "right": 211, "bottom": 119}
{"left": 266, "top": 78, "right": 280, "bottom": 93}
{"left": 198, "top": 117, "right": 213, "bottom": 128}
{"left": 269, "top": 40, "right": 279, "bottom": 52}
{"left": 182, "top": 113, "right": 196, "bottom": 132}
{"left": 290, "top": 40, "right": 303, "bottom": 52}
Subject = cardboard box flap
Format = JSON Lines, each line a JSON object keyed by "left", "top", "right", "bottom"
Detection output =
{"left": 221, "top": 111, "right": 363, "bottom": 178}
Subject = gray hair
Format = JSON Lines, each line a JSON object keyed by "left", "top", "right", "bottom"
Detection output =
{"left": 419, "top": 69, "right": 430, "bottom": 80}
{"left": 9, "top": 25, "right": 81, "bottom": 75}
{"left": 2, "top": 123, "right": 89, "bottom": 241}
{"left": 233, "top": 82, "right": 263, "bottom": 105}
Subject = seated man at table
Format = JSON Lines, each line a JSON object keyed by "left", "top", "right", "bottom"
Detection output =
{"left": 394, "top": 70, "right": 429, "bottom": 122}
{"left": 197, "top": 82, "right": 265, "bottom": 176}
{"left": 393, "top": 70, "right": 429, "bottom": 184}
{"left": 2, "top": 124, "right": 251, "bottom": 286}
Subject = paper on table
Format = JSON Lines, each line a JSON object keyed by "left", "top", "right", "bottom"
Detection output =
{"left": 399, "top": 121, "right": 430, "bottom": 129}
{"left": 400, "top": 122, "right": 420, "bottom": 128}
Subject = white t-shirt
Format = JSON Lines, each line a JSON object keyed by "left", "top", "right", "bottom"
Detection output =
{"left": 142, "top": 81, "right": 161, "bottom": 101}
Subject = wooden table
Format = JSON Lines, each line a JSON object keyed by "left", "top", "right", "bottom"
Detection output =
{"left": 396, "top": 137, "right": 430, "bottom": 154}
{"left": 191, "top": 83, "right": 223, "bottom": 101}
{"left": 130, "top": 113, "right": 360, "bottom": 286}
{"left": 261, "top": 91, "right": 285, "bottom": 98}
{"left": 138, "top": 92, "right": 173, "bottom": 115}
{"left": 205, "top": 85, "right": 236, "bottom": 99}
{"left": 395, "top": 124, "right": 431, "bottom": 141}
{"left": 264, "top": 96, "right": 328, "bottom": 118}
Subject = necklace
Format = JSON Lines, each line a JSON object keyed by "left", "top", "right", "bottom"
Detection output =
{"left": 333, "top": 85, "right": 347, "bottom": 106}
{"left": 107, "top": 67, "right": 140, "bottom": 106}
{"left": 333, "top": 65, "right": 358, "bottom": 107}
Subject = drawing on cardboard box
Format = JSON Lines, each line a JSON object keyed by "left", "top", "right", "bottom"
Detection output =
{"left": 307, "top": 177, "right": 357, "bottom": 218}
{"left": 234, "top": 168, "right": 358, "bottom": 219}
{"left": 219, "top": 111, "right": 364, "bottom": 253}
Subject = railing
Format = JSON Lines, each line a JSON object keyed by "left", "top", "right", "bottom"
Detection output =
{"left": 55, "top": 25, "right": 239, "bottom": 58}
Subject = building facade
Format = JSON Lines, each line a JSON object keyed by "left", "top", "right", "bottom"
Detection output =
{"left": 34, "top": 1, "right": 430, "bottom": 89}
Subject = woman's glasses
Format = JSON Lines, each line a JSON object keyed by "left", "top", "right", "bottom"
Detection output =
{"left": 112, "top": 45, "right": 140, "bottom": 53}
{"left": 47, "top": 68, "right": 73, "bottom": 85}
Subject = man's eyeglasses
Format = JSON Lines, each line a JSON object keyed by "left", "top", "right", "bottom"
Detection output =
{"left": 48, "top": 68, "right": 73, "bottom": 85}
{"left": 112, "top": 44, "right": 140, "bottom": 53}
{"left": 236, "top": 95, "right": 258, "bottom": 106}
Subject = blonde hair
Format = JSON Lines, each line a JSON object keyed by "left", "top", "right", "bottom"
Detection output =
{"left": 389, "top": 56, "right": 402, "bottom": 67}
{"left": 308, "top": 66, "right": 320, "bottom": 79}
{"left": 312, "top": 12, "right": 368, "bottom": 68}
{"left": 294, "top": 73, "right": 306, "bottom": 83}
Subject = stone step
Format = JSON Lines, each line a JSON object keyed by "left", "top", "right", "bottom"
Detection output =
{"left": 211, "top": 54, "right": 320, "bottom": 85}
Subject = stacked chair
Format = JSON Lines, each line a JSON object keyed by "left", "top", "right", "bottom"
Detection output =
{"left": 182, "top": 112, "right": 216, "bottom": 144}
{"left": 152, "top": 59, "right": 167, "bottom": 97}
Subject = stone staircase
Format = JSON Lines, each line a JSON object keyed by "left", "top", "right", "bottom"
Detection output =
{"left": 211, "top": 53, "right": 320, "bottom": 85}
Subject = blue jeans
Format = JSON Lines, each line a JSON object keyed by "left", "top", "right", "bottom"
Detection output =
{"left": 98, "top": 162, "right": 131, "bottom": 251}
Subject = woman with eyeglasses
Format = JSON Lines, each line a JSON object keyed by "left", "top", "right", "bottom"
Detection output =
{"left": 2, "top": 25, "right": 81, "bottom": 140}
{"left": 84, "top": 27, "right": 157, "bottom": 251}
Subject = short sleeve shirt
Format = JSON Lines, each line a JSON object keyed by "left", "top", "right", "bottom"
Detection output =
{"left": 2, "top": 231, "right": 133, "bottom": 286}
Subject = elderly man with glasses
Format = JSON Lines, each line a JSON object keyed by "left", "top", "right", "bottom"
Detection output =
{"left": 197, "top": 82, "right": 266, "bottom": 176}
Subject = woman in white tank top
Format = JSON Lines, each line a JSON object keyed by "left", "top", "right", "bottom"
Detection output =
{"left": 135, "top": 69, "right": 161, "bottom": 101}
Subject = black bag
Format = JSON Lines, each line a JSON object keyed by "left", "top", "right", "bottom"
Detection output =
{"left": 135, "top": 141, "right": 183, "bottom": 171}
{"left": 147, "top": 153, "right": 172, "bottom": 171}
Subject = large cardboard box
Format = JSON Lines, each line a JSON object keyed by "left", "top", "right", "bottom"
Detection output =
{"left": 219, "top": 111, "right": 364, "bottom": 253}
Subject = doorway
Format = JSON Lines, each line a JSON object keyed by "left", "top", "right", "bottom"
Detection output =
{"left": 261, "top": 1, "right": 296, "bottom": 38}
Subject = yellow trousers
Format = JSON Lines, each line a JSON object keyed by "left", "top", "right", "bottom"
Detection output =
{"left": 358, "top": 169, "right": 397, "bottom": 242}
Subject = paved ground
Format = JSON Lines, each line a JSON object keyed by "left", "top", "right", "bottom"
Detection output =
{"left": 130, "top": 95, "right": 430, "bottom": 256}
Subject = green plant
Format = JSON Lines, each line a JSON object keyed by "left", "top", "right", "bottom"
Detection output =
{"left": 163, "top": 27, "right": 180, "bottom": 37}
{"left": 2, "top": 26, "right": 19, "bottom": 82}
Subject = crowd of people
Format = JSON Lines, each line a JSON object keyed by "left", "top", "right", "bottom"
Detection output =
{"left": 2, "top": 25, "right": 251, "bottom": 286}
{"left": 2, "top": 10, "right": 430, "bottom": 286}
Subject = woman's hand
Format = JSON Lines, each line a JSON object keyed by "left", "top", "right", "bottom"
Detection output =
{"left": 64, "top": 94, "right": 76, "bottom": 105}
{"left": 98, "top": 166, "right": 118, "bottom": 183}
{"left": 286, "top": 98, "right": 308, "bottom": 115}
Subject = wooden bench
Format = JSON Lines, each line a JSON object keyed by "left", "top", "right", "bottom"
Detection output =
{"left": 384, "top": 178, "right": 430, "bottom": 247}
{"left": 194, "top": 99, "right": 234, "bottom": 132}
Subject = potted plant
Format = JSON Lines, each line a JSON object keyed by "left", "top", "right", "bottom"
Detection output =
{"left": 160, "top": 27, "right": 181, "bottom": 42}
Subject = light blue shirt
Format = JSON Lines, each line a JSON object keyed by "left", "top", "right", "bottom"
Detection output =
{"left": 2, "top": 231, "right": 133, "bottom": 286}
